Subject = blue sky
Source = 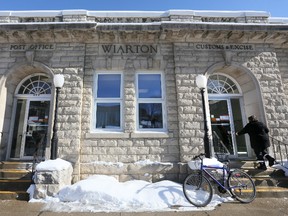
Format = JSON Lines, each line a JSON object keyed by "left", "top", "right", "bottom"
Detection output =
{"left": 0, "top": 0, "right": 287, "bottom": 17}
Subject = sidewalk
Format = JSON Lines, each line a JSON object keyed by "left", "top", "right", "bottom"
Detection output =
{"left": 0, "top": 197, "right": 287, "bottom": 216}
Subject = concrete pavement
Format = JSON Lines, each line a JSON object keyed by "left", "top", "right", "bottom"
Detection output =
{"left": 0, "top": 198, "right": 287, "bottom": 216}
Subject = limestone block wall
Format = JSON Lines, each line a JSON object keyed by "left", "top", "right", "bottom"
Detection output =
{"left": 173, "top": 43, "right": 208, "bottom": 163}
{"left": 0, "top": 30, "right": 287, "bottom": 184}
{"left": 79, "top": 43, "right": 182, "bottom": 182}
{"left": 73, "top": 41, "right": 288, "bottom": 182}
{"left": 0, "top": 43, "right": 85, "bottom": 182}
{"left": 243, "top": 47, "right": 288, "bottom": 142}
{"left": 274, "top": 48, "right": 288, "bottom": 143}
{"left": 50, "top": 44, "right": 86, "bottom": 182}
{"left": 173, "top": 42, "right": 288, "bottom": 159}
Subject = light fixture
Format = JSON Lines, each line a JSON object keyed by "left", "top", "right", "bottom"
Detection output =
{"left": 196, "top": 74, "right": 207, "bottom": 89}
{"left": 51, "top": 74, "right": 65, "bottom": 159}
{"left": 53, "top": 74, "right": 65, "bottom": 88}
{"left": 196, "top": 74, "right": 210, "bottom": 158}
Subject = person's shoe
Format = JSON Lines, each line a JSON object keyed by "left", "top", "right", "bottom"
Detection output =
{"left": 257, "top": 163, "right": 267, "bottom": 170}
{"left": 268, "top": 158, "right": 275, "bottom": 167}
{"left": 265, "top": 154, "right": 276, "bottom": 167}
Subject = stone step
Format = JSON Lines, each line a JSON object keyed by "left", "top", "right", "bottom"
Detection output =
{"left": 228, "top": 160, "right": 288, "bottom": 198}
{"left": 256, "top": 186, "right": 288, "bottom": 198}
{"left": 0, "top": 169, "right": 32, "bottom": 180}
{"left": 0, "top": 161, "right": 33, "bottom": 170}
{"left": 0, "top": 191, "right": 29, "bottom": 200}
{"left": 0, "top": 161, "right": 34, "bottom": 200}
{"left": 0, "top": 179, "right": 32, "bottom": 191}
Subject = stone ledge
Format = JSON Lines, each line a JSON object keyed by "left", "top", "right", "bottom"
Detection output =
{"left": 32, "top": 159, "right": 73, "bottom": 199}
{"left": 86, "top": 132, "right": 130, "bottom": 139}
{"left": 130, "top": 132, "right": 169, "bottom": 138}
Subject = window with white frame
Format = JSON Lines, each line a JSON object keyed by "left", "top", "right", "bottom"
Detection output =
{"left": 94, "top": 73, "right": 122, "bottom": 130}
{"left": 137, "top": 73, "right": 165, "bottom": 130}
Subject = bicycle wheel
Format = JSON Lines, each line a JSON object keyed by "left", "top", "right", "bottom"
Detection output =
{"left": 183, "top": 172, "right": 213, "bottom": 207}
{"left": 228, "top": 169, "right": 256, "bottom": 203}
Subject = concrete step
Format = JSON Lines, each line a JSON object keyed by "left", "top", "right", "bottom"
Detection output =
{"left": 0, "top": 169, "right": 32, "bottom": 180}
{"left": 256, "top": 186, "right": 288, "bottom": 198}
{"left": 0, "top": 161, "right": 33, "bottom": 170}
{"left": 0, "top": 161, "right": 33, "bottom": 201}
{"left": 0, "top": 179, "right": 32, "bottom": 191}
{"left": 0, "top": 191, "right": 29, "bottom": 200}
{"left": 229, "top": 160, "right": 288, "bottom": 198}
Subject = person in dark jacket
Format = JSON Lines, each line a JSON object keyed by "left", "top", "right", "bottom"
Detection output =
{"left": 236, "top": 115, "right": 275, "bottom": 170}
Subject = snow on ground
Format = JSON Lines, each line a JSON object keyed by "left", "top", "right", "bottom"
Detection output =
{"left": 28, "top": 175, "right": 231, "bottom": 213}
{"left": 27, "top": 158, "right": 232, "bottom": 213}
{"left": 273, "top": 161, "right": 288, "bottom": 176}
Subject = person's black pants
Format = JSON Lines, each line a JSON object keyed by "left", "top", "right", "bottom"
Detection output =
{"left": 254, "top": 147, "right": 268, "bottom": 161}
{"left": 253, "top": 147, "right": 275, "bottom": 166}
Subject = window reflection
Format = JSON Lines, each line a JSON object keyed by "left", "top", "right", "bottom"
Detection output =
{"left": 96, "top": 103, "right": 120, "bottom": 129}
{"left": 138, "top": 74, "right": 161, "bottom": 98}
{"left": 95, "top": 73, "right": 122, "bottom": 130}
{"left": 138, "top": 103, "right": 163, "bottom": 129}
{"left": 97, "top": 74, "right": 121, "bottom": 98}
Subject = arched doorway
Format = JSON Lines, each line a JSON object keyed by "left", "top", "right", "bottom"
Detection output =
{"left": 8, "top": 74, "right": 52, "bottom": 160}
{"left": 207, "top": 73, "right": 250, "bottom": 158}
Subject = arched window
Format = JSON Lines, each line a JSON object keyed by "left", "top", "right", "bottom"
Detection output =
{"left": 17, "top": 74, "right": 52, "bottom": 96}
{"left": 207, "top": 74, "right": 240, "bottom": 94}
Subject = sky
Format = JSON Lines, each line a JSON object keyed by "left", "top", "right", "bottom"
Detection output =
{"left": 0, "top": 0, "right": 287, "bottom": 17}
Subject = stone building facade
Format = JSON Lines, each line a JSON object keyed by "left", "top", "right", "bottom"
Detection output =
{"left": 0, "top": 10, "right": 288, "bottom": 183}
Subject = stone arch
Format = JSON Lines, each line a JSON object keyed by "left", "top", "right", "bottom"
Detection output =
{"left": 204, "top": 61, "right": 266, "bottom": 123}
{"left": 0, "top": 61, "right": 54, "bottom": 160}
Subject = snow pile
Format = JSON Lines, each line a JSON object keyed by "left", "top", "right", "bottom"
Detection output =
{"left": 273, "top": 161, "right": 288, "bottom": 176}
{"left": 27, "top": 157, "right": 232, "bottom": 212}
{"left": 29, "top": 174, "right": 230, "bottom": 212}
{"left": 35, "top": 158, "right": 72, "bottom": 171}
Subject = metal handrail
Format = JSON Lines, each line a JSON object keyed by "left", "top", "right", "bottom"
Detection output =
{"left": 32, "top": 132, "right": 47, "bottom": 173}
{"left": 269, "top": 135, "right": 288, "bottom": 168}
{"left": 212, "top": 131, "right": 230, "bottom": 162}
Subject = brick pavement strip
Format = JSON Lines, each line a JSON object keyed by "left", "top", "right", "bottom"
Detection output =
{"left": 0, "top": 198, "right": 287, "bottom": 216}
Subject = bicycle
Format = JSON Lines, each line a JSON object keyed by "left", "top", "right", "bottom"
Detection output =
{"left": 183, "top": 153, "right": 256, "bottom": 207}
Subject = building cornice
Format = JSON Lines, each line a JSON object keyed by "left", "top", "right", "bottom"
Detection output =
{"left": 0, "top": 10, "right": 288, "bottom": 47}
{"left": 0, "top": 9, "right": 284, "bottom": 24}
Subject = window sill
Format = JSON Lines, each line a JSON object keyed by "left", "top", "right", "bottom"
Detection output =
{"left": 86, "top": 132, "right": 130, "bottom": 139}
{"left": 130, "top": 131, "right": 169, "bottom": 138}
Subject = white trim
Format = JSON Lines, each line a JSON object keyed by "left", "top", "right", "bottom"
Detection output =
{"left": 208, "top": 73, "right": 242, "bottom": 95}
{"left": 15, "top": 73, "right": 52, "bottom": 97}
{"left": 208, "top": 73, "right": 252, "bottom": 158}
{"left": 92, "top": 71, "right": 123, "bottom": 132}
{"left": 136, "top": 71, "right": 167, "bottom": 132}
{"left": 7, "top": 74, "right": 52, "bottom": 160}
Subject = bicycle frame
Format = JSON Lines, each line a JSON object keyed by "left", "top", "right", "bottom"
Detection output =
{"left": 201, "top": 163, "right": 229, "bottom": 191}
{"left": 184, "top": 154, "right": 256, "bottom": 206}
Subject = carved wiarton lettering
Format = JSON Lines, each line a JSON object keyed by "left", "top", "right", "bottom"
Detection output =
{"left": 195, "top": 43, "right": 255, "bottom": 51}
{"left": 10, "top": 44, "right": 55, "bottom": 51}
{"left": 100, "top": 44, "right": 158, "bottom": 55}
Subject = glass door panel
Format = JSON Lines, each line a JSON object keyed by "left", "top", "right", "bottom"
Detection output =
{"left": 209, "top": 98, "right": 248, "bottom": 158}
{"left": 24, "top": 101, "right": 50, "bottom": 158}
{"left": 209, "top": 100, "right": 234, "bottom": 155}
{"left": 10, "top": 99, "right": 27, "bottom": 158}
{"left": 10, "top": 99, "right": 49, "bottom": 159}
{"left": 231, "top": 99, "right": 247, "bottom": 156}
